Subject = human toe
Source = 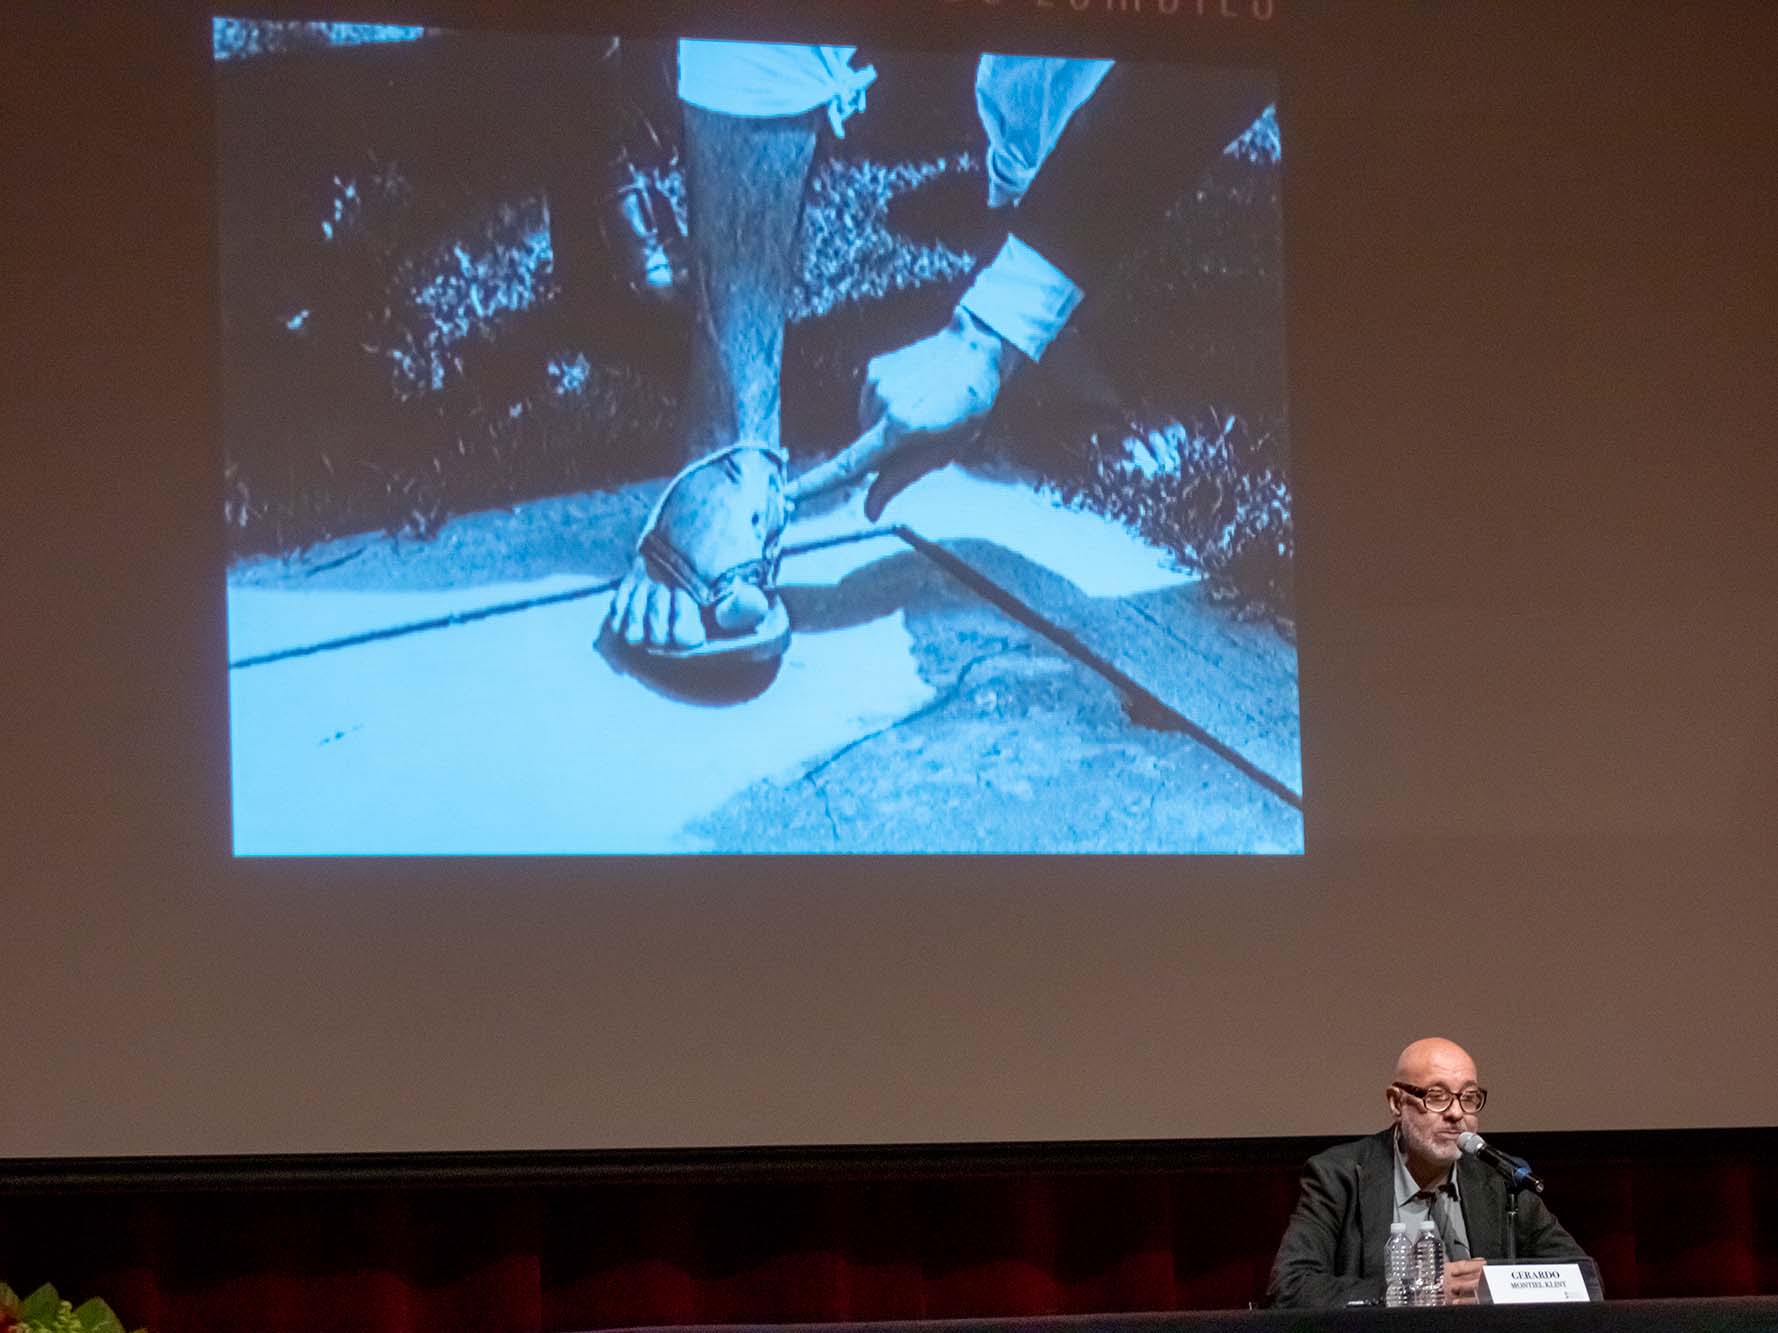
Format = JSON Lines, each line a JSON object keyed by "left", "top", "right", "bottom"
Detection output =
{"left": 711, "top": 581, "right": 770, "bottom": 633}
{"left": 644, "top": 582, "right": 674, "bottom": 647}
{"left": 668, "top": 588, "right": 707, "bottom": 649}
{"left": 612, "top": 569, "right": 647, "bottom": 644}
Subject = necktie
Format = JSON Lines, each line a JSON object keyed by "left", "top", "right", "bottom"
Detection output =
{"left": 1423, "top": 1186, "right": 1469, "bottom": 1260}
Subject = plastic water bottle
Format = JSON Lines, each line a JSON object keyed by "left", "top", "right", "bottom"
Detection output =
{"left": 1384, "top": 1220, "right": 1412, "bottom": 1307}
{"left": 1411, "top": 1220, "right": 1446, "bottom": 1307}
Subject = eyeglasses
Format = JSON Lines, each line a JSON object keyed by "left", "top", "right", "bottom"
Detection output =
{"left": 1393, "top": 1081, "right": 1487, "bottom": 1114}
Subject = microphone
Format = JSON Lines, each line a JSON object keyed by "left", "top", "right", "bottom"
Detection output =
{"left": 1459, "top": 1131, "right": 1545, "bottom": 1195}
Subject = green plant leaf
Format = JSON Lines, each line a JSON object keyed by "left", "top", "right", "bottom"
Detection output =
{"left": 0, "top": 1282, "right": 19, "bottom": 1314}
{"left": 73, "top": 1297, "right": 128, "bottom": 1333}
{"left": 18, "top": 1284, "right": 61, "bottom": 1320}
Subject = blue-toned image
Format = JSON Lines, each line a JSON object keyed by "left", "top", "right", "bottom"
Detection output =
{"left": 217, "top": 19, "right": 1301, "bottom": 854}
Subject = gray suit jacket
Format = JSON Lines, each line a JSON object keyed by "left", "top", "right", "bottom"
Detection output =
{"left": 1266, "top": 1128, "right": 1591, "bottom": 1309}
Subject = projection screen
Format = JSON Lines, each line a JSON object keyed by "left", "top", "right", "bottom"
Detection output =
{"left": 4, "top": 0, "right": 1775, "bottom": 1160}
{"left": 214, "top": 21, "right": 1300, "bottom": 856}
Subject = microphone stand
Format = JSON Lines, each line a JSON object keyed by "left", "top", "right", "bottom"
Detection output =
{"left": 1504, "top": 1184, "right": 1519, "bottom": 1262}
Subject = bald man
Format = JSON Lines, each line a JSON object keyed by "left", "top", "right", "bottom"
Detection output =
{"left": 1266, "top": 1037, "right": 1591, "bottom": 1308}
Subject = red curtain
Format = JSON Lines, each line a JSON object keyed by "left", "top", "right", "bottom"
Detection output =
{"left": 4, "top": 1136, "right": 1775, "bottom": 1333}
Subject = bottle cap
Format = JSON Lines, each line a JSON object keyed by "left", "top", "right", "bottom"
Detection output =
{"left": 1389, "top": 1221, "right": 1406, "bottom": 1234}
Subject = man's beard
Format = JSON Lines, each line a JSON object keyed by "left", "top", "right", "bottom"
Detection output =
{"left": 1404, "top": 1119, "right": 1461, "bottom": 1163}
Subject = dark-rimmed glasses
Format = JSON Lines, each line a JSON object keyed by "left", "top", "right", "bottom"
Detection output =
{"left": 1393, "top": 1081, "right": 1487, "bottom": 1114}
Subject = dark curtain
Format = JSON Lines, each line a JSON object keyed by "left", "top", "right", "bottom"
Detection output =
{"left": 4, "top": 1133, "right": 1776, "bottom": 1333}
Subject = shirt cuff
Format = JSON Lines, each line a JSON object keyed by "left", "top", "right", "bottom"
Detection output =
{"left": 957, "top": 234, "right": 1083, "bottom": 363}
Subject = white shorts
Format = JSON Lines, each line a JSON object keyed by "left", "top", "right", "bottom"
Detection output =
{"left": 677, "top": 41, "right": 877, "bottom": 136}
{"left": 677, "top": 41, "right": 1109, "bottom": 359}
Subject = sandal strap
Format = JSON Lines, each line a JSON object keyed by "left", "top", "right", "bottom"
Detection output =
{"left": 638, "top": 443, "right": 787, "bottom": 609}
{"left": 639, "top": 535, "right": 782, "bottom": 609}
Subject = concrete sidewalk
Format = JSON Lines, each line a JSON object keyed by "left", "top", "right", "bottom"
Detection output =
{"left": 227, "top": 467, "right": 1302, "bottom": 854}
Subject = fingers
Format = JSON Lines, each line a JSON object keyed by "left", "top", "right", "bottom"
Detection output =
{"left": 859, "top": 353, "right": 888, "bottom": 433}
{"left": 1444, "top": 1259, "right": 1487, "bottom": 1304}
{"left": 787, "top": 417, "right": 894, "bottom": 505}
{"left": 864, "top": 440, "right": 950, "bottom": 523}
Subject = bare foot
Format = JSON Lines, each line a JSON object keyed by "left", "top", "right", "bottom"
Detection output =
{"left": 607, "top": 445, "right": 786, "bottom": 654}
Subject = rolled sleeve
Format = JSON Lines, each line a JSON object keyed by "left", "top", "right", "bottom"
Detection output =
{"left": 957, "top": 234, "right": 1084, "bottom": 363}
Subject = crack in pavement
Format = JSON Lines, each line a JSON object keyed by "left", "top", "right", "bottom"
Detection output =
{"left": 895, "top": 526, "right": 1303, "bottom": 812}
{"left": 795, "top": 640, "right": 1031, "bottom": 799}
{"left": 814, "top": 781, "right": 843, "bottom": 846}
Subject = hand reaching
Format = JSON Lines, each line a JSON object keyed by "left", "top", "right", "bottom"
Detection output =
{"left": 1444, "top": 1258, "right": 1488, "bottom": 1304}
{"left": 789, "top": 308, "right": 1020, "bottom": 521}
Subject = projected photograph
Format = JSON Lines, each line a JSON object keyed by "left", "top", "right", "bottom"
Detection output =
{"left": 218, "top": 19, "right": 1302, "bottom": 854}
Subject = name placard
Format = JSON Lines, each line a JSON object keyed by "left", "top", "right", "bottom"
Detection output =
{"left": 1480, "top": 1262, "right": 1592, "bottom": 1304}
